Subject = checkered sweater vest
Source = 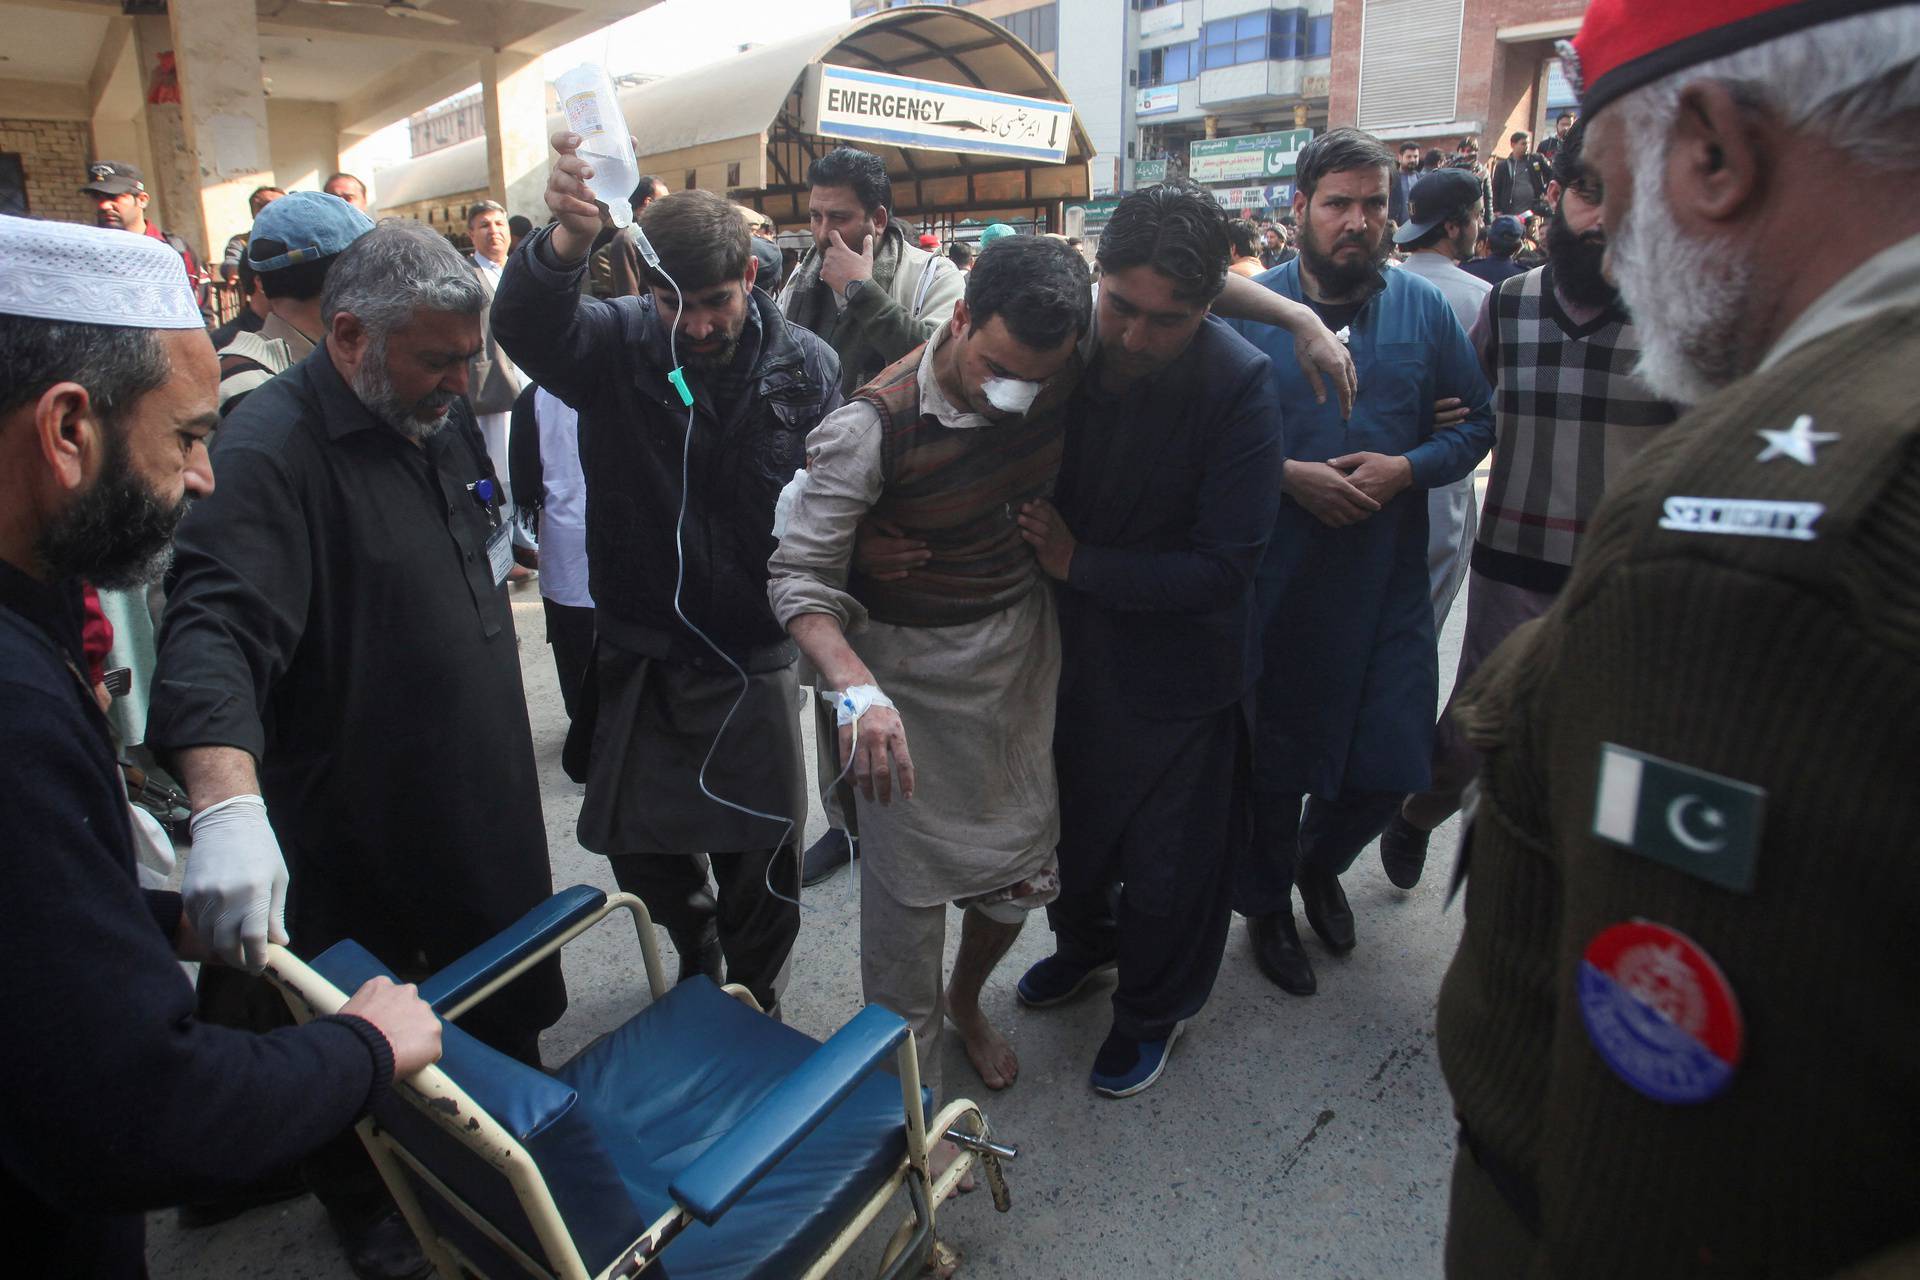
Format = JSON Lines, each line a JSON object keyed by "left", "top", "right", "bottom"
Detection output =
{"left": 846, "top": 346, "right": 1064, "bottom": 627}
{"left": 1475, "top": 265, "right": 1679, "bottom": 593}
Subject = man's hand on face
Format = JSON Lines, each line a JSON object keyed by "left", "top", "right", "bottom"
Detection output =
{"left": 1284, "top": 459, "right": 1382, "bottom": 528}
{"left": 1327, "top": 451, "right": 1414, "bottom": 507}
{"left": 1016, "top": 499, "right": 1077, "bottom": 580}
{"left": 820, "top": 230, "right": 876, "bottom": 296}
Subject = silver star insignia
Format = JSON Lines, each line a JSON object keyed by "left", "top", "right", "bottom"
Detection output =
{"left": 1755, "top": 414, "right": 1839, "bottom": 466}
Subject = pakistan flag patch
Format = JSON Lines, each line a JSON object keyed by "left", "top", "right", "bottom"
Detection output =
{"left": 1591, "top": 743, "right": 1765, "bottom": 893}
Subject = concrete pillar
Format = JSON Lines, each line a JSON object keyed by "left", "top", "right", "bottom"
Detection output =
{"left": 480, "top": 50, "right": 549, "bottom": 220}
{"left": 167, "top": 0, "right": 275, "bottom": 264}
{"left": 267, "top": 99, "right": 341, "bottom": 194}
{"left": 132, "top": 15, "right": 201, "bottom": 252}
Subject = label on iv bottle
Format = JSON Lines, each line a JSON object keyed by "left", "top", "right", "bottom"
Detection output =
{"left": 563, "top": 91, "right": 605, "bottom": 138}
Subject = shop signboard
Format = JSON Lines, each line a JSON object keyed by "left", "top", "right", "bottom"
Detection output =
{"left": 1134, "top": 158, "right": 1168, "bottom": 183}
{"left": 1069, "top": 197, "right": 1123, "bottom": 227}
{"left": 802, "top": 62, "right": 1073, "bottom": 163}
{"left": 1136, "top": 85, "right": 1179, "bottom": 117}
{"left": 1188, "top": 128, "right": 1314, "bottom": 183}
{"left": 1211, "top": 183, "right": 1294, "bottom": 211}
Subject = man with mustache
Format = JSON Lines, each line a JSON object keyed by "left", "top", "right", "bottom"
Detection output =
{"left": 1227, "top": 128, "right": 1495, "bottom": 997}
{"left": 1377, "top": 120, "right": 1680, "bottom": 887}
{"left": 1436, "top": 1, "right": 1920, "bottom": 1274}
{"left": 149, "top": 222, "right": 561, "bottom": 1279}
{"left": 0, "top": 217, "right": 442, "bottom": 1280}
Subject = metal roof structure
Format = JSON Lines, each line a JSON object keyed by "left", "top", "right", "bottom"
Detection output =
{"left": 375, "top": 6, "right": 1092, "bottom": 226}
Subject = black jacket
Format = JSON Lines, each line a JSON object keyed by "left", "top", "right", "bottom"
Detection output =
{"left": 1, "top": 561, "right": 391, "bottom": 1279}
{"left": 1492, "top": 152, "right": 1553, "bottom": 214}
{"left": 1052, "top": 316, "right": 1283, "bottom": 724}
{"left": 492, "top": 227, "right": 843, "bottom": 668}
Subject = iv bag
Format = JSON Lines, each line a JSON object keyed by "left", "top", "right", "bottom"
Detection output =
{"left": 555, "top": 63, "right": 640, "bottom": 229}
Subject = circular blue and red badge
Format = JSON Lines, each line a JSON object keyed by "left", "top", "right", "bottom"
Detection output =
{"left": 1577, "top": 920, "right": 1744, "bottom": 1105}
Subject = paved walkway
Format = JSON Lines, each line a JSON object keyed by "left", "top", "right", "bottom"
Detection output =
{"left": 148, "top": 576, "right": 1473, "bottom": 1280}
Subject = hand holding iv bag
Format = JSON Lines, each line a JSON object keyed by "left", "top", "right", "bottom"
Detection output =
{"left": 555, "top": 63, "right": 640, "bottom": 228}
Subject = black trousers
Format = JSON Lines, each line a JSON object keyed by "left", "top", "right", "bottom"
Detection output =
{"left": 1048, "top": 705, "right": 1247, "bottom": 1042}
{"left": 542, "top": 598, "right": 594, "bottom": 723}
{"left": 607, "top": 848, "right": 799, "bottom": 1011}
{"left": 1234, "top": 785, "right": 1405, "bottom": 917}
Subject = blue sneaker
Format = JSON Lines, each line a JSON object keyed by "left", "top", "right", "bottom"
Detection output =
{"left": 1089, "top": 1022, "right": 1185, "bottom": 1098}
{"left": 1016, "top": 953, "right": 1117, "bottom": 1008}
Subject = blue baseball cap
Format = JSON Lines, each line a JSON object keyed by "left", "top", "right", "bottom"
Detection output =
{"left": 1487, "top": 215, "right": 1525, "bottom": 252}
{"left": 246, "top": 190, "right": 375, "bottom": 272}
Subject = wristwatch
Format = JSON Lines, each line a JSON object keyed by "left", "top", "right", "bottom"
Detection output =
{"left": 842, "top": 276, "right": 868, "bottom": 304}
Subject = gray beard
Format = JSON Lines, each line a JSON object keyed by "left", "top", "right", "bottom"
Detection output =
{"left": 350, "top": 339, "right": 455, "bottom": 441}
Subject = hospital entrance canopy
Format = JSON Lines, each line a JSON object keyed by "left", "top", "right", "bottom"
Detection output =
{"left": 621, "top": 7, "right": 1094, "bottom": 225}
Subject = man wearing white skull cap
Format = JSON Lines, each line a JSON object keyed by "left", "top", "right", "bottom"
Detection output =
{"left": 0, "top": 215, "right": 442, "bottom": 1279}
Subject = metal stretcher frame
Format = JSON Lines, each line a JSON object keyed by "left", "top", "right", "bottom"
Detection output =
{"left": 264, "top": 891, "right": 1014, "bottom": 1279}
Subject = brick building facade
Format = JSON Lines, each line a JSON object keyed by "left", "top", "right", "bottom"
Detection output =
{"left": 1328, "top": 0, "right": 1583, "bottom": 154}
{"left": 0, "top": 118, "right": 95, "bottom": 224}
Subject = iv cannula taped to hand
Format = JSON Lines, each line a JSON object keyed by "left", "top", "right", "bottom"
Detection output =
{"left": 555, "top": 63, "right": 639, "bottom": 228}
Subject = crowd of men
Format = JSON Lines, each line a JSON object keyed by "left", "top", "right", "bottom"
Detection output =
{"left": 3, "top": 0, "right": 1917, "bottom": 1276}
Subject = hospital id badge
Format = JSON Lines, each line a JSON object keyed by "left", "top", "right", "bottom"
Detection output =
{"left": 487, "top": 521, "right": 513, "bottom": 588}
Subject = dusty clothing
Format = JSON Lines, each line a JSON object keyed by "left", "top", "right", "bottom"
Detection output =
{"left": 847, "top": 344, "right": 1069, "bottom": 625}
{"left": 769, "top": 330, "right": 1061, "bottom": 907}
{"left": 860, "top": 860, "right": 1057, "bottom": 1098}
{"left": 1438, "top": 295, "right": 1920, "bottom": 1277}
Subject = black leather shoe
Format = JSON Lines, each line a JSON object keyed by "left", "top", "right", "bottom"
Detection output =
{"left": 670, "top": 924, "right": 723, "bottom": 986}
{"left": 1248, "top": 912, "right": 1316, "bottom": 996}
{"left": 801, "top": 828, "right": 856, "bottom": 886}
{"left": 1379, "top": 814, "right": 1432, "bottom": 890}
{"left": 328, "top": 1205, "right": 431, "bottom": 1280}
{"left": 1297, "top": 868, "right": 1356, "bottom": 954}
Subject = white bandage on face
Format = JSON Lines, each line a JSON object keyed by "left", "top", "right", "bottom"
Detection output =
{"left": 981, "top": 376, "right": 1042, "bottom": 415}
{"left": 826, "top": 683, "right": 895, "bottom": 726}
{"left": 771, "top": 467, "right": 808, "bottom": 540}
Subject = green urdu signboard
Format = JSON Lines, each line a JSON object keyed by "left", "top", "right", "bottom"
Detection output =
{"left": 1188, "top": 128, "right": 1314, "bottom": 183}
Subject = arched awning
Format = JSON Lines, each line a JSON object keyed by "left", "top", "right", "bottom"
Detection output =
{"left": 621, "top": 7, "right": 1093, "bottom": 223}
{"left": 373, "top": 9, "right": 1091, "bottom": 226}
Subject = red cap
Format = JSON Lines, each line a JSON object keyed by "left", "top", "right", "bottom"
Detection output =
{"left": 918, "top": 232, "right": 939, "bottom": 249}
{"left": 1562, "top": 0, "right": 1913, "bottom": 118}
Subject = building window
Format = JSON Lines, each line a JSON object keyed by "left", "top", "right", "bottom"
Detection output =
{"left": 684, "top": 169, "right": 697, "bottom": 190}
{"left": 1201, "top": 9, "right": 1316, "bottom": 70}
{"left": 0, "top": 154, "right": 26, "bottom": 217}
{"left": 1139, "top": 0, "right": 1180, "bottom": 7}
{"left": 726, "top": 161, "right": 741, "bottom": 187}
{"left": 1308, "top": 13, "right": 1333, "bottom": 56}
{"left": 1138, "top": 40, "right": 1197, "bottom": 86}
{"left": 994, "top": 4, "right": 1057, "bottom": 55}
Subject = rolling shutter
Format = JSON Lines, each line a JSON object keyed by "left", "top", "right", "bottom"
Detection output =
{"left": 1357, "top": 0, "right": 1464, "bottom": 129}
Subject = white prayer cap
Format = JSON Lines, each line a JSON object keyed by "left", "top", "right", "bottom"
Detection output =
{"left": 0, "top": 216, "right": 203, "bottom": 329}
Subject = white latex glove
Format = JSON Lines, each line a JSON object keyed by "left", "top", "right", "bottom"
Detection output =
{"left": 185, "top": 793, "right": 289, "bottom": 973}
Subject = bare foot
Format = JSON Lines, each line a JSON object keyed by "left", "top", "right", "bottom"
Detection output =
{"left": 930, "top": 1138, "right": 977, "bottom": 1194}
{"left": 947, "top": 1001, "right": 1018, "bottom": 1090}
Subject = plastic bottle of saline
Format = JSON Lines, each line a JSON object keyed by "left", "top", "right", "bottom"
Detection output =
{"left": 554, "top": 63, "right": 639, "bottom": 228}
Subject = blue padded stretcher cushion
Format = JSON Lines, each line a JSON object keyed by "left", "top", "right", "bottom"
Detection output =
{"left": 556, "top": 977, "right": 918, "bottom": 1280}
{"left": 310, "top": 940, "right": 646, "bottom": 1275}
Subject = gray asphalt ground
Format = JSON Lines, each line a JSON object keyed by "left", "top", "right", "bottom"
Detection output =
{"left": 148, "top": 553, "right": 1475, "bottom": 1280}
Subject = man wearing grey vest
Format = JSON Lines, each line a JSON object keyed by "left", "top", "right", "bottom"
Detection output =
{"left": 770, "top": 238, "right": 1089, "bottom": 1163}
